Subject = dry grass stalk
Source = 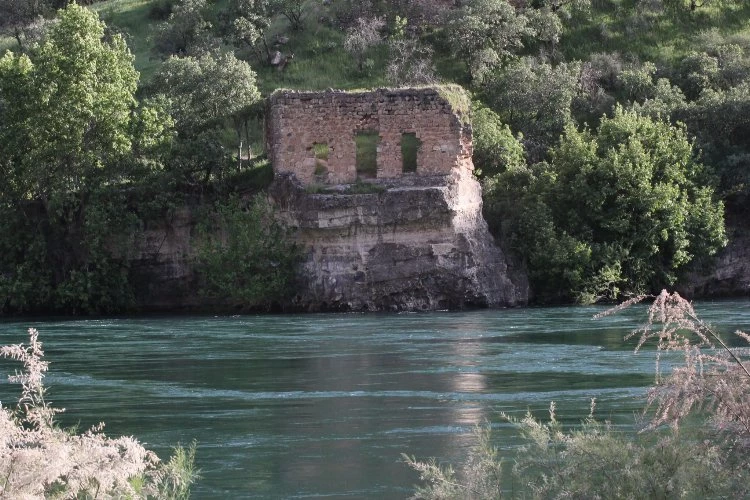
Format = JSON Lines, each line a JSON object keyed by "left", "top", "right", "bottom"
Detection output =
{"left": 0, "top": 328, "right": 197, "bottom": 499}
{"left": 611, "top": 290, "right": 750, "bottom": 455}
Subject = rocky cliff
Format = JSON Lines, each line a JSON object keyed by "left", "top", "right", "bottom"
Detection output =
{"left": 679, "top": 222, "right": 750, "bottom": 298}
{"left": 126, "top": 206, "right": 204, "bottom": 311}
{"left": 268, "top": 168, "right": 529, "bottom": 312}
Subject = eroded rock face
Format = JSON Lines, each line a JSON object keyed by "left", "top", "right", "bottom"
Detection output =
{"left": 679, "top": 225, "right": 750, "bottom": 297}
{"left": 127, "top": 206, "right": 204, "bottom": 311}
{"left": 269, "top": 169, "right": 529, "bottom": 312}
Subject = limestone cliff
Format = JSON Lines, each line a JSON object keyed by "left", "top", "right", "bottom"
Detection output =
{"left": 127, "top": 206, "right": 204, "bottom": 311}
{"left": 126, "top": 86, "right": 531, "bottom": 312}
{"left": 679, "top": 223, "right": 750, "bottom": 297}
{"left": 268, "top": 169, "right": 529, "bottom": 311}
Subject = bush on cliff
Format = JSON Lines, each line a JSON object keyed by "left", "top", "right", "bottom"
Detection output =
{"left": 484, "top": 107, "right": 726, "bottom": 303}
{"left": 0, "top": 4, "right": 173, "bottom": 314}
{"left": 195, "top": 194, "right": 300, "bottom": 309}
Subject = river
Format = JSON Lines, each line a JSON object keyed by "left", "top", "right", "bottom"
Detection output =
{"left": 1, "top": 299, "right": 748, "bottom": 498}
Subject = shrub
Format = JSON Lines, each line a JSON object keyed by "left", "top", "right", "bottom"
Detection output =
{"left": 343, "top": 16, "right": 384, "bottom": 71}
{"left": 471, "top": 104, "right": 525, "bottom": 179}
{"left": 405, "top": 291, "right": 750, "bottom": 498}
{"left": 0, "top": 328, "right": 198, "bottom": 498}
{"left": 195, "top": 194, "right": 300, "bottom": 308}
{"left": 485, "top": 107, "right": 726, "bottom": 303}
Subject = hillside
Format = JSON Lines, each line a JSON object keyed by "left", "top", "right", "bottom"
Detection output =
{"left": 1, "top": 0, "right": 749, "bottom": 311}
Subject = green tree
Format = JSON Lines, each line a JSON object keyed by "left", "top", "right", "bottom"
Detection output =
{"left": 344, "top": 16, "right": 385, "bottom": 72}
{"left": 483, "top": 57, "right": 580, "bottom": 162}
{"left": 471, "top": 104, "right": 526, "bottom": 178}
{"left": 271, "top": 0, "right": 307, "bottom": 31}
{"left": 153, "top": 0, "right": 215, "bottom": 57}
{"left": 447, "top": 0, "right": 533, "bottom": 82}
{"left": 0, "top": 0, "right": 51, "bottom": 50}
{"left": 151, "top": 51, "right": 262, "bottom": 183}
{"left": 486, "top": 107, "right": 726, "bottom": 302}
{"left": 0, "top": 4, "right": 171, "bottom": 314}
{"left": 221, "top": 0, "right": 275, "bottom": 63}
{"left": 0, "top": 3, "right": 167, "bottom": 206}
{"left": 196, "top": 195, "right": 299, "bottom": 309}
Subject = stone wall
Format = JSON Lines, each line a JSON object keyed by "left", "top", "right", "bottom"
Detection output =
{"left": 266, "top": 87, "right": 472, "bottom": 186}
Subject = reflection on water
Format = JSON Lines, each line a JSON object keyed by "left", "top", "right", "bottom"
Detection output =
{"left": 0, "top": 299, "right": 748, "bottom": 498}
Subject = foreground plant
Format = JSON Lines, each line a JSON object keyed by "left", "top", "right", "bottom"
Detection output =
{"left": 0, "top": 328, "right": 197, "bottom": 498}
{"left": 618, "top": 290, "right": 750, "bottom": 441}
{"left": 405, "top": 290, "right": 750, "bottom": 499}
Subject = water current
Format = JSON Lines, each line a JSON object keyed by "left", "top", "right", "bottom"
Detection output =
{"left": 1, "top": 299, "right": 749, "bottom": 498}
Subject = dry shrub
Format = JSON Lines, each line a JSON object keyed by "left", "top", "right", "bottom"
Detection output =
{"left": 0, "top": 328, "right": 197, "bottom": 498}
{"left": 620, "top": 290, "right": 750, "bottom": 459}
{"left": 406, "top": 290, "right": 750, "bottom": 498}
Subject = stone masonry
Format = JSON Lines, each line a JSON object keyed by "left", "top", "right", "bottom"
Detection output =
{"left": 266, "top": 87, "right": 472, "bottom": 185}
{"left": 266, "top": 87, "right": 529, "bottom": 311}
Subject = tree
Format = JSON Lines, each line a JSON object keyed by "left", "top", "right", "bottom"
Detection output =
{"left": 0, "top": 3, "right": 167, "bottom": 205}
{"left": 385, "top": 37, "right": 436, "bottom": 86}
{"left": 222, "top": 0, "right": 274, "bottom": 62}
{"left": 485, "top": 107, "right": 726, "bottom": 302}
{"left": 471, "top": 104, "right": 526, "bottom": 178}
{"left": 0, "top": 5, "right": 172, "bottom": 314}
{"left": 343, "top": 16, "right": 385, "bottom": 72}
{"left": 153, "top": 0, "right": 215, "bottom": 57}
{"left": 196, "top": 195, "right": 299, "bottom": 308}
{"left": 271, "top": 0, "right": 307, "bottom": 31}
{"left": 483, "top": 57, "right": 580, "bottom": 162}
{"left": 405, "top": 292, "right": 750, "bottom": 498}
{"left": 151, "top": 51, "right": 262, "bottom": 182}
{"left": 0, "top": 328, "right": 198, "bottom": 497}
{"left": 447, "top": 0, "right": 533, "bottom": 82}
{"left": 0, "top": 0, "right": 50, "bottom": 50}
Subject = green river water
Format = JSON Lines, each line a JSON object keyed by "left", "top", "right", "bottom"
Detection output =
{"left": 1, "top": 299, "right": 749, "bottom": 498}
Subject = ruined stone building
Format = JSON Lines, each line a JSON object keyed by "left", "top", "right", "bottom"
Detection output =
{"left": 267, "top": 87, "right": 529, "bottom": 311}
{"left": 266, "top": 87, "right": 471, "bottom": 186}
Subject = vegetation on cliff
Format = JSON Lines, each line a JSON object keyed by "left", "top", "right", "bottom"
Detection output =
{"left": 0, "top": 4, "right": 287, "bottom": 314}
{"left": 1, "top": 0, "right": 749, "bottom": 309}
{"left": 484, "top": 106, "right": 726, "bottom": 303}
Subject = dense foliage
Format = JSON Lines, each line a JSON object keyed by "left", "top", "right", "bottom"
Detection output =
{"left": 0, "top": 4, "right": 290, "bottom": 314}
{"left": 195, "top": 195, "right": 300, "bottom": 309}
{"left": 0, "top": 5, "right": 166, "bottom": 314}
{"left": 485, "top": 108, "right": 726, "bottom": 302}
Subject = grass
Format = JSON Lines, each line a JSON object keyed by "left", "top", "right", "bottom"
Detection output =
{"left": 253, "top": 21, "right": 390, "bottom": 94}
{"left": 91, "top": 0, "right": 164, "bottom": 81}
{"left": 0, "top": 35, "right": 14, "bottom": 55}
{"left": 561, "top": 0, "right": 750, "bottom": 65}
{"left": 313, "top": 142, "right": 329, "bottom": 160}
{"left": 313, "top": 142, "right": 329, "bottom": 174}
{"left": 84, "top": 0, "right": 391, "bottom": 92}
{"left": 6, "top": 0, "right": 750, "bottom": 88}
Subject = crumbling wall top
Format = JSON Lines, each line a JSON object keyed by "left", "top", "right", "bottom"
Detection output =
{"left": 266, "top": 86, "right": 473, "bottom": 186}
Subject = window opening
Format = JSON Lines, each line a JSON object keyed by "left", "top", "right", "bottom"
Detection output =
{"left": 401, "top": 133, "right": 421, "bottom": 173}
{"left": 355, "top": 130, "right": 379, "bottom": 179}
